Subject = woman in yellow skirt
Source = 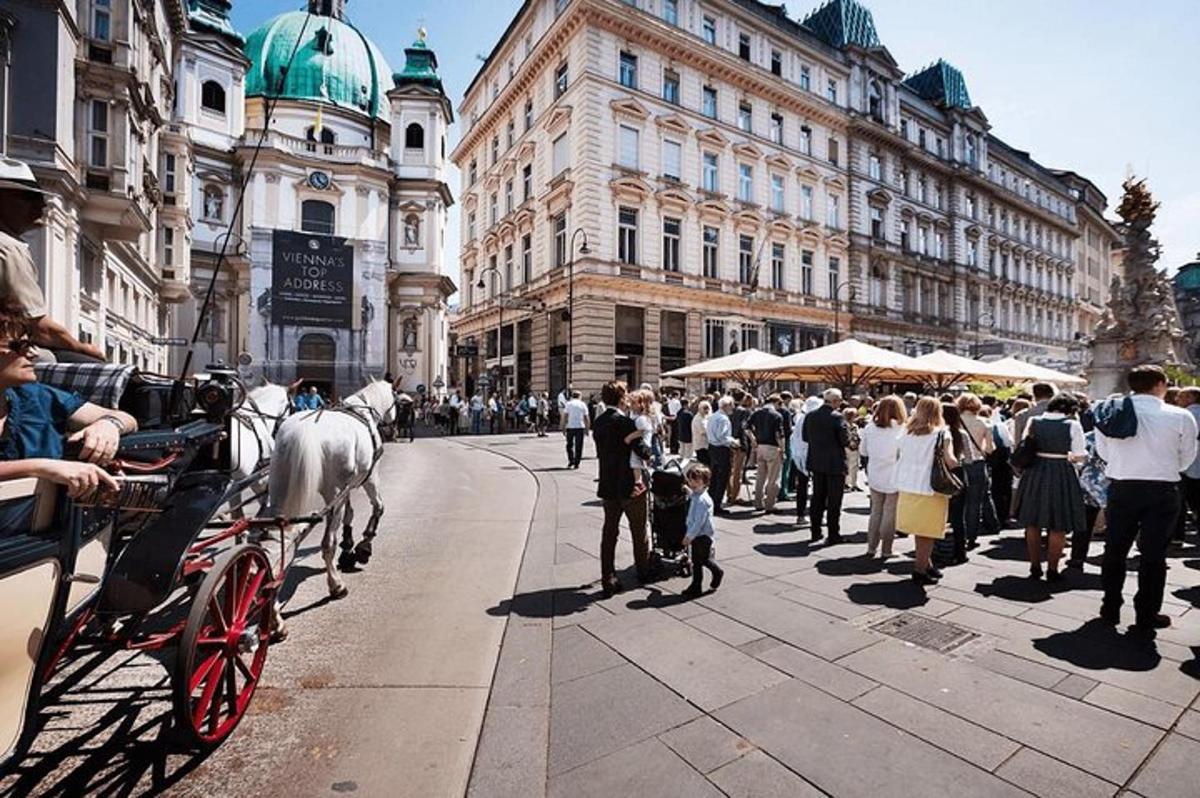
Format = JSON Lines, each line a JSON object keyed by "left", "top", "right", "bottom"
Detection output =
{"left": 895, "top": 397, "right": 959, "bottom": 585}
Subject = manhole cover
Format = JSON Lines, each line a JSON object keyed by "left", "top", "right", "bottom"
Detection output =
{"left": 871, "top": 612, "right": 979, "bottom": 653}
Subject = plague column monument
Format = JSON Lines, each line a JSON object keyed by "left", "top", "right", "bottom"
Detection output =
{"left": 1087, "top": 177, "right": 1189, "bottom": 396}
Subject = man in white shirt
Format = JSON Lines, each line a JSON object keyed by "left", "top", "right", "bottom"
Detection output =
{"left": 1096, "top": 365, "right": 1199, "bottom": 634}
{"left": 562, "top": 390, "right": 590, "bottom": 468}
{"left": 1176, "top": 387, "right": 1200, "bottom": 542}
{"left": 706, "top": 397, "right": 736, "bottom": 515}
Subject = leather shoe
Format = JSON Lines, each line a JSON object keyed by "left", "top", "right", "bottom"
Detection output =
{"left": 1134, "top": 614, "right": 1171, "bottom": 631}
{"left": 601, "top": 578, "right": 622, "bottom": 597}
{"left": 810, "top": 529, "right": 824, "bottom": 542}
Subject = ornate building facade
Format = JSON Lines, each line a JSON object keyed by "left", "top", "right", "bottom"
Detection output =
{"left": 4, "top": 0, "right": 455, "bottom": 397}
{"left": 449, "top": 0, "right": 1119, "bottom": 396}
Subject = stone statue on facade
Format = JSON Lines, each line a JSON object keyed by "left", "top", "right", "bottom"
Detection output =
{"left": 1087, "top": 177, "right": 1190, "bottom": 395}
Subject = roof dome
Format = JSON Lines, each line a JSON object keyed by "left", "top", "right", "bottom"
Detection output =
{"left": 244, "top": 7, "right": 394, "bottom": 121}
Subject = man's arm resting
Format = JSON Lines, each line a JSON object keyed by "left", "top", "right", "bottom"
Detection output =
{"left": 33, "top": 315, "right": 105, "bottom": 361}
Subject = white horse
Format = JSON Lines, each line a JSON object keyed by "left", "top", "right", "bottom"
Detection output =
{"left": 227, "top": 382, "right": 291, "bottom": 512}
{"left": 266, "top": 380, "right": 396, "bottom": 599}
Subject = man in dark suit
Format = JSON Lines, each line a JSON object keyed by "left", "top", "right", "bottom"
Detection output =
{"left": 592, "top": 380, "right": 652, "bottom": 595}
{"left": 802, "top": 388, "right": 850, "bottom": 543}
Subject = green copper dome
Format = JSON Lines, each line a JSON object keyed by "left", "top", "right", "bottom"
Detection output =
{"left": 244, "top": 10, "right": 394, "bottom": 121}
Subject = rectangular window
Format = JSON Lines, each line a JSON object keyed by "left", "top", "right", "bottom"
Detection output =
{"left": 702, "top": 226, "right": 719, "bottom": 278}
{"left": 662, "top": 217, "right": 681, "bottom": 272}
{"left": 553, "top": 213, "right": 567, "bottom": 267}
{"left": 771, "top": 242, "right": 785, "bottom": 289}
{"left": 739, "top": 234, "right": 754, "bottom": 284}
{"left": 868, "top": 154, "right": 881, "bottom": 180}
{"left": 769, "top": 112, "right": 783, "bottom": 144}
{"left": 799, "top": 65, "right": 810, "bottom": 91}
{"left": 801, "top": 249, "right": 814, "bottom": 294}
{"left": 555, "top": 0, "right": 569, "bottom": 16}
{"left": 469, "top": 159, "right": 478, "bottom": 184}
{"left": 734, "top": 104, "right": 752, "bottom": 135}
{"left": 702, "top": 86, "right": 718, "bottom": 119}
{"left": 799, "top": 125, "right": 811, "bottom": 155}
{"left": 662, "top": 139, "right": 682, "bottom": 180}
{"left": 88, "top": 99, "right": 108, "bottom": 168}
{"left": 738, "top": 163, "right": 753, "bottom": 202}
{"left": 552, "top": 132, "right": 569, "bottom": 175}
{"left": 619, "top": 51, "right": 638, "bottom": 89}
{"left": 506, "top": 119, "right": 515, "bottom": 148}
{"left": 618, "top": 125, "right": 639, "bottom": 169}
{"left": 92, "top": 0, "right": 111, "bottom": 40}
{"left": 524, "top": 99, "right": 533, "bottom": 131}
{"left": 935, "top": 231, "right": 945, "bottom": 259}
{"left": 467, "top": 211, "right": 476, "bottom": 241}
{"left": 918, "top": 226, "right": 929, "bottom": 255}
{"left": 505, "top": 179, "right": 513, "bottom": 214}
{"left": 828, "top": 256, "right": 840, "bottom": 299}
{"left": 163, "top": 227, "right": 174, "bottom": 266}
{"left": 702, "top": 16, "right": 716, "bottom": 45}
{"left": 968, "top": 239, "right": 979, "bottom": 267}
{"left": 827, "top": 194, "right": 840, "bottom": 228}
{"left": 870, "top": 206, "right": 884, "bottom": 240}
{"left": 522, "top": 234, "right": 532, "bottom": 283}
{"left": 770, "top": 49, "right": 782, "bottom": 77}
{"left": 770, "top": 173, "right": 784, "bottom": 212}
{"left": 899, "top": 118, "right": 909, "bottom": 139}
{"left": 522, "top": 163, "right": 532, "bottom": 201}
{"left": 800, "top": 184, "right": 813, "bottom": 220}
{"left": 490, "top": 194, "right": 498, "bottom": 225}
{"left": 162, "top": 153, "right": 176, "bottom": 194}
{"left": 662, "top": 69, "right": 680, "bottom": 105}
{"left": 491, "top": 135, "right": 499, "bottom": 164}
{"left": 618, "top": 207, "right": 638, "bottom": 264}
{"left": 555, "top": 62, "right": 569, "bottom": 98}
{"left": 738, "top": 32, "right": 751, "bottom": 61}
{"left": 702, "top": 151, "right": 719, "bottom": 192}
{"left": 826, "top": 79, "right": 837, "bottom": 104}
{"left": 662, "top": 0, "right": 678, "bottom": 25}
{"left": 504, "top": 245, "right": 514, "bottom": 291}
{"left": 827, "top": 137, "right": 839, "bottom": 166}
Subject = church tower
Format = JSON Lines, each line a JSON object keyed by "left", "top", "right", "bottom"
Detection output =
{"left": 386, "top": 29, "right": 456, "bottom": 394}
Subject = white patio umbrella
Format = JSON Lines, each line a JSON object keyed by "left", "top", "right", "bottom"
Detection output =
{"left": 913, "top": 350, "right": 1033, "bottom": 389}
{"left": 764, "top": 339, "right": 955, "bottom": 387}
{"left": 987, "top": 356, "right": 1087, "bottom": 386}
{"left": 661, "top": 348, "right": 787, "bottom": 383}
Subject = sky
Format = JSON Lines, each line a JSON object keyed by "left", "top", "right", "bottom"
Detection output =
{"left": 231, "top": 0, "right": 1200, "bottom": 284}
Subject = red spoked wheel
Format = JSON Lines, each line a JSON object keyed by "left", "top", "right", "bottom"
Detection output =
{"left": 172, "top": 544, "right": 275, "bottom": 749}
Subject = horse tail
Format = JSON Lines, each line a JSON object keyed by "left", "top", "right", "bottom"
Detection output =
{"left": 268, "top": 420, "right": 324, "bottom": 518}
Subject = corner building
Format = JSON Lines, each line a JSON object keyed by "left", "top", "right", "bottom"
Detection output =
{"left": 450, "top": 0, "right": 1118, "bottom": 397}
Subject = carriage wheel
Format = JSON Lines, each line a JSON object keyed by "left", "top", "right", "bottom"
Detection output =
{"left": 173, "top": 544, "right": 274, "bottom": 749}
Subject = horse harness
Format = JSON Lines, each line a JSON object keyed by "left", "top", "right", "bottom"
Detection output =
{"left": 312, "top": 397, "right": 386, "bottom": 486}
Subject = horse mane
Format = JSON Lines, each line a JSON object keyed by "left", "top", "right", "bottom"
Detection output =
{"left": 347, "top": 380, "right": 394, "bottom": 413}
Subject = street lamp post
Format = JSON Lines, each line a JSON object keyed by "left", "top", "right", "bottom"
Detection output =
{"left": 973, "top": 310, "right": 995, "bottom": 359}
{"left": 832, "top": 280, "right": 857, "bottom": 343}
{"left": 565, "top": 228, "right": 590, "bottom": 389}
{"left": 476, "top": 265, "right": 508, "bottom": 397}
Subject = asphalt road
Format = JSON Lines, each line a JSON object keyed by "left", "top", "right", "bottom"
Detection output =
{"left": 0, "top": 435, "right": 537, "bottom": 798}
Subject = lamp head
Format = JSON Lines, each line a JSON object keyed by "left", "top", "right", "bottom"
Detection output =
{"left": 476, "top": 278, "right": 485, "bottom": 289}
{"left": 578, "top": 241, "right": 590, "bottom": 255}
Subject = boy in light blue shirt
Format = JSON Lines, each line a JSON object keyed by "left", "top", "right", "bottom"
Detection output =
{"left": 682, "top": 465, "right": 724, "bottom": 598}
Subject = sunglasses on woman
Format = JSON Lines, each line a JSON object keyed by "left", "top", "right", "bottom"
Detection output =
{"left": 4, "top": 338, "right": 36, "bottom": 357}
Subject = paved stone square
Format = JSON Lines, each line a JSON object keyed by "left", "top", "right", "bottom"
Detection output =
{"left": 469, "top": 432, "right": 1200, "bottom": 798}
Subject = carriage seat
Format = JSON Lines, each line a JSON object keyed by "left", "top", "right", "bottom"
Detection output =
{"left": 35, "top": 363, "right": 193, "bottom": 431}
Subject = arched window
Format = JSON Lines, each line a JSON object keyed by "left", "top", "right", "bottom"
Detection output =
{"left": 868, "top": 81, "right": 883, "bottom": 122}
{"left": 305, "top": 126, "right": 336, "bottom": 145}
{"left": 301, "top": 199, "right": 336, "bottom": 235}
{"left": 403, "top": 213, "right": 421, "bottom": 248}
{"left": 202, "top": 185, "right": 224, "bottom": 221}
{"left": 201, "top": 80, "right": 226, "bottom": 114}
{"left": 404, "top": 122, "right": 424, "bottom": 150}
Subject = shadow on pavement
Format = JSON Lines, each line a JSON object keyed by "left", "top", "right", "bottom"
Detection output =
{"left": 974, "top": 571, "right": 1104, "bottom": 605}
{"left": 487, "top": 585, "right": 603, "bottom": 619}
{"left": 976, "top": 536, "right": 1032, "bottom": 563}
{"left": 1032, "top": 620, "right": 1162, "bottom": 673}
{"left": 626, "top": 587, "right": 692, "bottom": 610}
{"left": 753, "top": 541, "right": 813, "bottom": 559}
{"left": 1173, "top": 585, "right": 1200, "bottom": 608}
{"left": 844, "top": 581, "right": 930, "bottom": 610}
{"left": 752, "top": 522, "right": 798, "bottom": 535}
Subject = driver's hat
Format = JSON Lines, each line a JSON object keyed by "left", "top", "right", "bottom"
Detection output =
{"left": 0, "top": 157, "right": 52, "bottom": 195}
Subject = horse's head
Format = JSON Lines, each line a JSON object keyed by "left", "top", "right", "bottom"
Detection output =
{"left": 247, "top": 382, "right": 291, "bottom": 417}
{"left": 355, "top": 380, "right": 398, "bottom": 426}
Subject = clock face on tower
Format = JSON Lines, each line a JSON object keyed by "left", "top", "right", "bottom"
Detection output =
{"left": 308, "top": 171, "right": 330, "bottom": 190}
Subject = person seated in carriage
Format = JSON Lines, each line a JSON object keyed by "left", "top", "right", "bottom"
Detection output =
{"left": 0, "top": 303, "right": 138, "bottom": 533}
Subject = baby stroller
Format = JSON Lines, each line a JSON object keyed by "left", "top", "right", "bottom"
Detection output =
{"left": 649, "top": 458, "right": 692, "bottom": 577}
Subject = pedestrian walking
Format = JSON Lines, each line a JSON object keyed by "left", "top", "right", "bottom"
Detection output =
{"left": 896, "top": 397, "right": 958, "bottom": 585}
{"left": 691, "top": 399, "right": 711, "bottom": 465}
{"left": 859, "top": 395, "right": 906, "bottom": 558}
{"left": 1097, "top": 365, "right": 1198, "bottom": 633}
{"left": 592, "top": 380, "right": 654, "bottom": 596}
{"left": 1175, "top": 387, "right": 1200, "bottom": 542}
{"left": 726, "top": 393, "right": 753, "bottom": 506}
{"left": 778, "top": 392, "right": 795, "bottom": 503}
{"left": 681, "top": 465, "right": 724, "bottom": 598}
{"left": 748, "top": 394, "right": 785, "bottom": 513}
{"left": 676, "top": 397, "right": 695, "bottom": 459}
{"left": 790, "top": 396, "right": 821, "bottom": 527}
{"left": 1068, "top": 427, "right": 1109, "bottom": 571}
{"left": 941, "top": 402, "right": 972, "bottom": 566}
{"left": 983, "top": 404, "right": 1015, "bottom": 528}
{"left": 706, "top": 396, "right": 736, "bottom": 515}
{"left": 562, "top": 389, "right": 590, "bottom": 468}
{"left": 536, "top": 392, "right": 550, "bottom": 437}
{"left": 470, "top": 392, "right": 485, "bottom": 434}
{"left": 802, "top": 388, "right": 850, "bottom": 543}
{"left": 843, "top": 408, "right": 862, "bottom": 491}
{"left": 1016, "top": 394, "right": 1088, "bottom": 580}
{"left": 1013, "top": 382, "right": 1054, "bottom": 442}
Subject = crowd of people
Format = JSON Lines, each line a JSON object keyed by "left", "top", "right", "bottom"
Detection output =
{"left": 584, "top": 366, "right": 1199, "bottom": 638}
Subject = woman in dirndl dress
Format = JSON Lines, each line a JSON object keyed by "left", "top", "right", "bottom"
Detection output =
{"left": 1016, "top": 394, "right": 1088, "bottom": 581}
{"left": 895, "top": 397, "right": 959, "bottom": 586}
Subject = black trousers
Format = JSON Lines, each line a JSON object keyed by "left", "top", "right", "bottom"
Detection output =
{"left": 696, "top": 448, "right": 710, "bottom": 466}
{"left": 1174, "top": 475, "right": 1200, "bottom": 539}
{"left": 962, "top": 461, "right": 999, "bottom": 542}
{"left": 708, "top": 446, "right": 731, "bottom": 514}
{"left": 794, "top": 471, "right": 810, "bottom": 520}
{"left": 689, "top": 536, "right": 724, "bottom": 591}
{"left": 989, "top": 452, "right": 1014, "bottom": 523}
{"left": 1101, "top": 480, "right": 1181, "bottom": 625}
{"left": 809, "top": 471, "right": 845, "bottom": 536}
{"left": 565, "top": 429, "right": 585, "bottom": 466}
{"left": 1068, "top": 504, "right": 1102, "bottom": 567}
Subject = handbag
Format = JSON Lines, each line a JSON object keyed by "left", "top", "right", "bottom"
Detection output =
{"left": 930, "top": 430, "right": 964, "bottom": 496}
{"left": 1010, "top": 423, "right": 1039, "bottom": 470}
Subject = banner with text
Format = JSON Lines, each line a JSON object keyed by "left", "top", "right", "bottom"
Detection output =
{"left": 271, "top": 230, "right": 354, "bottom": 328}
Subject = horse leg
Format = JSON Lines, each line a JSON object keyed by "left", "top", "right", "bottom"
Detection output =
{"left": 354, "top": 478, "right": 385, "bottom": 565}
{"left": 324, "top": 502, "right": 349, "bottom": 599}
{"left": 338, "top": 499, "right": 358, "bottom": 572}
